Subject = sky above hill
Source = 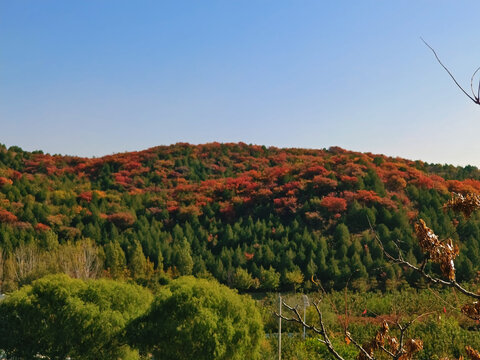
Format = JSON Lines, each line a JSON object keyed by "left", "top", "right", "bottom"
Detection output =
{"left": 1, "top": 1, "right": 480, "bottom": 166}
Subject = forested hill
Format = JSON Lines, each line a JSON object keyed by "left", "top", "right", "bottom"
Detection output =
{"left": 1, "top": 142, "right": 480, "bottom": 292}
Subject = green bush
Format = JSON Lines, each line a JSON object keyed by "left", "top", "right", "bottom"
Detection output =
{"left": 127, "top": 276, "right": 264, "bottom": 360}
{"left": 0, "top": 274, "right": 153, "bottom": 360}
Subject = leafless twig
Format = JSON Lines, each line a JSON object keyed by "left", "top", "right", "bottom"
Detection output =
{"left": 275, "top": 299, "right": 349, "bottom": 360}
{"left": 367, "top": 217, "right": 480, "bottom": 300}
{"left": 421, "top": 37, "right": 480, "bottom": 105}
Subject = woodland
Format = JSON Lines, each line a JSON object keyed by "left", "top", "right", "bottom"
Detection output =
{"left": 1, "top": 142, "right": 480, "bottom": 358}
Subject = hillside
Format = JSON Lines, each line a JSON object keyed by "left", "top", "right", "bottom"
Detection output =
{"left": 1, "top": 142, "right": 480, "bottom": 292}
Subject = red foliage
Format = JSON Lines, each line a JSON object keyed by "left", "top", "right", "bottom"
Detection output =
{"left": 219, "top": 202, "right": 235, "bottom": 219}
{"left": 244, "top": 252, "right": 254, "bottom": 260}
{"left": 254, "top": 188, "right": 273, "bottom": 199}
{"left": 340, "top": 175, "right": 358, "bottom": 184}
{"left": 386, "top": 175, "right": 407, "bottom": 191}
{"left": 301, "top": 165, "right": 329, "bottom": 178}
{"left": 0, "top": 209, "right": 17, "bottom": 223}
{"left": 166, "top": 200, "right": 179, "bottom": 212}
{"left": 319, "top": 196, "right": 347, "bottom": 213}
{"left": 312, "top": 175, "right": 337, "bottom": 189}
{"left": 123, "top": 161, "right": 142, "bottom": 171}
{"left": 462, "top": 179, "right": 480, "bottom": 192}
{"left": 3, "top": 142, "right": 476, "bottom": 237}
{"left": 341, "top": 162, "right": 367, "bottom": 177}
{"left": 107, "top": 212, "right": 136, "bottom": 228}
{"left": 412, "top": 175, "right": 434, "bottom": 189}
{"left": 0, "top": 177, "right": 13, "bottom": 187}
{"left": 447, "top": 179, "right": 480, "bottom": 194}
{"left": 114, "top": 173, "right": 133, "bottom": 187}
{"left": 266, "top": 166, "right": 290, "bottom": 181}
{"left": 78, "top": 191, "right": 93, "bottom": 202}
{"left": 34, "top": 223, "right": 51, "bottom": 232}
{"left": 343, "top": 190, "right": 396, "bottom": 209}
{"left": 10, "top": 170, "right": 22, "bottom": 180}
{"left": 274, "top": 197, "right": 298, "bottom": 214}
{"left": 225, "top": 175, "right": 259, "bottom": 193}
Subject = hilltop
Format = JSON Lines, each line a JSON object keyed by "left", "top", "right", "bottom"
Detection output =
{"left": 1, "top": 142, "right": 480, "bottom": 292}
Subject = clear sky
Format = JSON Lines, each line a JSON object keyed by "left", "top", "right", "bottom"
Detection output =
{"left": 1, "top": 1, "right": 480, "bottom": 166}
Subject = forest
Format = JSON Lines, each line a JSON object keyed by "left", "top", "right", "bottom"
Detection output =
{"left": 2, "top": 142, "right": 480, "bottom": 359}
{"left": 1, "top": 142, "right": 480, "bottom": 291}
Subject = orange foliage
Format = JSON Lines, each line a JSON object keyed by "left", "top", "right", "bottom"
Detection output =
{"left": 34, "top": 223, "right": 51, "bottom": 231}
{"left": 0, "top": 209, "right": 18, "bottom": 223}
{"left": 244, "top": 252, "right": 254, "bottom": 260}
{"left": 78, "top": 191, "right": 93, "bottom": 202}
{"left": 274, "top": 197, "right": 298, "bottom": 214}
{"left": 412, "top": 175, "right": 435, "bottom": 189}
{"left": 312, "top": 175, "right": 337, "bottom": 189}
{"left": 320, "top": 196, "right": 347, "bottom": 213}
{"left": 107, "top": 212, "right": 136, "bottom": 228}
{"left": 0, "top": 177, "right": 13, "bottom": 186}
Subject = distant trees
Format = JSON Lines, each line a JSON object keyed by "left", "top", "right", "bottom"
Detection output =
{"left": 2, "top": 142, "right": 480, "bottom": 293}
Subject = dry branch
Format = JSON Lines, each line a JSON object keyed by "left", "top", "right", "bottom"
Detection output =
{"left": 422, "top": 37, "right": 480, "bottom": 105}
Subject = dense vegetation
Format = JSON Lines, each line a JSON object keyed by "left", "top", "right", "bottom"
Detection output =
{"left": 1, "top": 142, "right": 480, "bottom": 292}
{"left": 127, "top": 276, "right": 263, "bottom": 360}
{"left": 0, "top": 274, "right": 264, "bottom": 360}
{"left": 2, "top": 273, "right": 479, "bottom": 360}
{"left": 0, "top": 274, "right": 152, "bottom": 359}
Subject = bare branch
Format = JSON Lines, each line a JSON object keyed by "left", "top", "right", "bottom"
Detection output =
{"left": 276, "top": 299, "right": 350, "bottom": 360}
{"left": 276, "top": 301, "right": 323, "bottom": 335}
{"left": 371, "top": 227, "right": 480, "bottom": 300}
{"left": 312, "top": 301, "right": 350, "bottom": 360}
{"left": 380, "top": 345, "right": 396, "bottom": 358}
{"left": 470, "top": 66, "right": 480, "bottom": 100}
{"left": 402, "top": 312, "right": 435, "bottom": 332}
{"left": 345, "top": 331, "right": 376, "bottom": 360}
{"left": 421, "top": 37, "right": 480, "bottom": 105}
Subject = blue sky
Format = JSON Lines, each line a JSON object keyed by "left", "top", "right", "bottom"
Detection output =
{"left": 1, "top": 1, "right": 480, "bottom": 166}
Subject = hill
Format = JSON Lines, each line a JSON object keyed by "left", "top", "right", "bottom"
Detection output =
{"left": 1, "top": 142, "right": 480, "bottom": 292}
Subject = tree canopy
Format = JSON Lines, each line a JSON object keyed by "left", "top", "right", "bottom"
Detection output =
{"left": 0, "top": 274, "right": 153, "bottom": 360}
{"left": 2, "top": 143, "right": 480, "bottom": 292}
{"left": 127, "top": 276, "right": 264, "bottom": 360}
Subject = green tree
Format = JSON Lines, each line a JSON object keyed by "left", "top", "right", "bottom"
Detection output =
{"left": 284, "top": 267, "right": 304, "bottom": 292}
{"left": 173, "top": 237, "right": 194, "bottom": 275}
{"left": 129, "top": 240, "right": 148, "bottom": 279}
{"left": 232, "top": 267, "right": 258, "bottom": 290}
{"left": 259, "top": 266, "right": 281, "bottom": 290}
{"left": 127, "top": 276, "right": 264, "bottom": 360}
{"left": 0, "top": 274, "right": 152, "bottom": 360}
{"left": 104, "top": 240, "right": 127, "bottom": 278}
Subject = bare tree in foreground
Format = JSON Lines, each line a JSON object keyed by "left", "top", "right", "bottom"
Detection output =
{"left": 277, "top": 41, "right": 480, "bottom": 359}
{"left": 422, "top": 38, "right": 480, "bottom": 106}
{"left": 277, "top": 192, "right": 480, "bottom": 359}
